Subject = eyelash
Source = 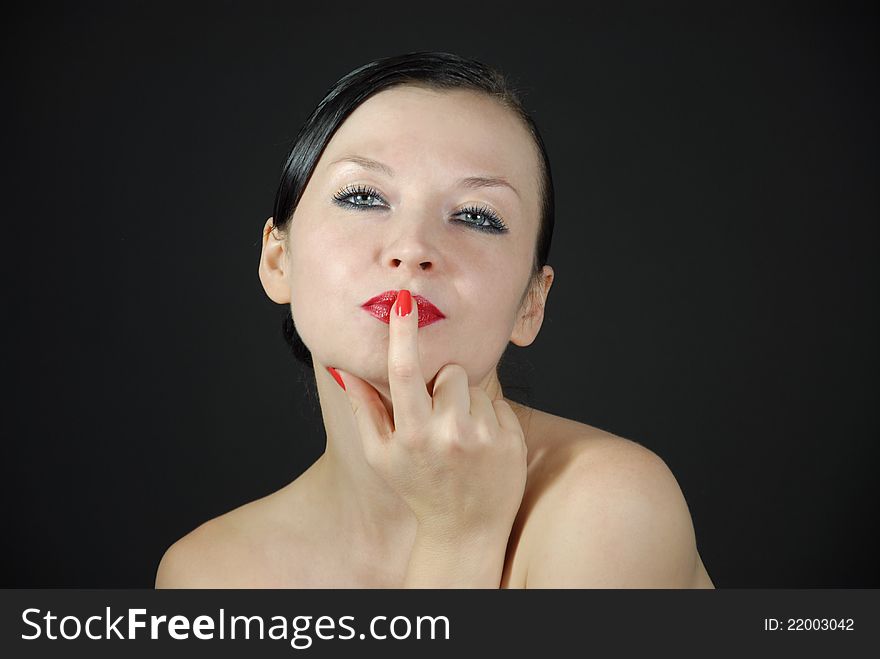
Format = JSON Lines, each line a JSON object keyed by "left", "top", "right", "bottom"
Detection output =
{"left": 331, "top": 184, "right": 509, "bottom": 234}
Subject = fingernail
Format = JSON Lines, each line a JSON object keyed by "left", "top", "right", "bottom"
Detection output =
{"left": 327, "top": 366, "right": 346, "bottom": 391}
{"left": 396, "top": 289, "right": 412, "bottom": 317}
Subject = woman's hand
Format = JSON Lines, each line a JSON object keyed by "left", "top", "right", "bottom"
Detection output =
{"left": 328, "top": 289, "right": 528, "bottom": 544}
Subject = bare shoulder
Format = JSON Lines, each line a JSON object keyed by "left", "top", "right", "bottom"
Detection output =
{"left": 154, "top": 493, "right": 297, "bottom": 589}
{"left": 154, "top": 516, "right": 235, "bottom": 589}
{"left": 515, "top": 406, "right": 714, "bottom": 588}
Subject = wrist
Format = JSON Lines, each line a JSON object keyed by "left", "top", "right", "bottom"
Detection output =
{"left": 414, "top": 520, "right": 510, "bottom": 549}
{"left": 404, "top": 526, "right": 509, "bottom": 589}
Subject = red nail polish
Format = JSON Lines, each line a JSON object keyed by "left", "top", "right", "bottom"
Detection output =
{"left": 327, "top": 366, "right": 346, "bottom": 391}
{"left": 396, "top": 289, "right": 412, "bottom": 317}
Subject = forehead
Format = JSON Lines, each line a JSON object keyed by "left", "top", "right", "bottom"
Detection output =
{"left": 320, "top": 85, "right": 540, "bottom": 201}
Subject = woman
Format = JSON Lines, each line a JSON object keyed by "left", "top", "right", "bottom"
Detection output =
{"left": 156, "top": 51, "right": 714, "bottom": 588}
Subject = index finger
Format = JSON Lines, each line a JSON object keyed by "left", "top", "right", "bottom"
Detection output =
{"left": 388, "top": 289, "right": 432, "bottom": 432}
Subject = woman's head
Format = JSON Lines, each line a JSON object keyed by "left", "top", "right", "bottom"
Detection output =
{"left": 259, "top": 51, "right": 554, "bottom": 395}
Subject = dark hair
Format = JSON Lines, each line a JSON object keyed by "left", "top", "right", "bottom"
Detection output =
{"left": 270, "top": 51, "right": 555, "bottom": 382}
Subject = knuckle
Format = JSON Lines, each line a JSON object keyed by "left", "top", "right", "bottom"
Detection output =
{"left": 438, "top": 418, "right": 461, "bottom": 443}
{"left": 440, "top": 362, "right": 467, "bottom": 376}
{"left": 439, "top": 418, "right": 469, "bottom": 449}
{"left": 388, "top": 358, "right": 415, "bottom": 379}
{"left": 444, "top": 437, "right": 468, "bottom": 455}
{"left": 472, "top": 420, "right": 494, "bottom": 442}
{"left": 361, "top": 441, "right": 384, "bottom": 470}
{"left": 436, "top": 363, "right": 467, "bottom": 384}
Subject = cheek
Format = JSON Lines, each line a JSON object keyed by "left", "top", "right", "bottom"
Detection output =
{"left": 289, "top": 213, "right": 364, "bottom": 286}
{"left": 286, "top": 220, "right": 363, "bottom": 349}
{"left": 462, "top": 246, "right": 529, "bottom": 316}
{"left": 458, "top": 277, "right": 520, "bottom": 328}
{"left": 447, "top": 268, "right": 526, "bottom": 375}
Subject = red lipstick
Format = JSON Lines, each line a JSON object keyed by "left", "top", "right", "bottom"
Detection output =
{"left": 361, "top": 290, "right": 446, "bottom": 327}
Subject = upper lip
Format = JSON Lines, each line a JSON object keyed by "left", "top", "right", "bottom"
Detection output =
{"left": 361, "top": 290, "right": 446, "bottom": 318}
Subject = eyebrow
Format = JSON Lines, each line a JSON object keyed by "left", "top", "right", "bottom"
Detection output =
{"left": 329, "top": 155, "right": 521, "bottom": 198}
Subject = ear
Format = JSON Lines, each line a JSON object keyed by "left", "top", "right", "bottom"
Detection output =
{"left": 258, "top": 216, "right": 291, "bottom": 304}
{"left": 510, "top": 265, "right": 554, "bottom": 347}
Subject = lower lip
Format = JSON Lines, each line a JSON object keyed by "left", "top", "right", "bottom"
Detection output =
{"left": 361, "top": 303, "right": 444, "bottom": 328}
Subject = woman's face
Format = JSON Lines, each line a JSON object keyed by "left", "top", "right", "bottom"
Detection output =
{"left": 276, "top": 85, "right": 549, "bottom": 394}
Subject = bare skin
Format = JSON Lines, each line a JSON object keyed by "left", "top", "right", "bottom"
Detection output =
{"left": 155, "top": 85, "right": 714, "bottom": 589}
{"left": 155, "top": 401, "right": 713, "bottom": 588}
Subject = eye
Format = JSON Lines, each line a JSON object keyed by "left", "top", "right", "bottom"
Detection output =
{"left": 331, "top": 184, "right": 387, "bottom": 210}
{"left": 454, "top": 204, "right": 509, "bottom": 234}
{"left": 331, "top": 185, "right": 509, "bottom": 235}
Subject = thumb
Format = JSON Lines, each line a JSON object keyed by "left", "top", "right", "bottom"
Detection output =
{"left": 327, "top": 366, "right": 393, "bottom": 443}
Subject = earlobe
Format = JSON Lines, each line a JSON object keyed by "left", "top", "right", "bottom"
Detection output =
{"left": 509, "top": 265, "right": 554, "bottom": 347}
{"left": 258, "top": 216, "right": 292, "bottom": 304}
{"left": 510, "top": 301, "right": 545, "bottom": 347}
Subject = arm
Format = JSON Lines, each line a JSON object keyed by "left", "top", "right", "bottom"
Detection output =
{"left": 525, "top": 444, "right": 705, "bottom": 588}
{"left": 334, "top": 290, "right": 528, "bottom": 590}
{"left": 402, "top": 526, "right": 509, "bottom": 588}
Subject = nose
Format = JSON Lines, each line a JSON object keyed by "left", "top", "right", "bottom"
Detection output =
{"left": 382, "top": 222, "right": 437, "bottom": 274}
{"left": 390, "top": 256, "right": 432, "bottom": 273}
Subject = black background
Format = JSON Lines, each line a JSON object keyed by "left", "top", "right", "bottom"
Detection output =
{"left": 2, "top": 0, "right": 877, "bottom": 587}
